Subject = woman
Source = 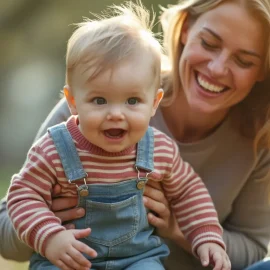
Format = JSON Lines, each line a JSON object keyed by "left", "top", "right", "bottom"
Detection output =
{"left": 1, "top": 0, "right": 270, "bottom": 269}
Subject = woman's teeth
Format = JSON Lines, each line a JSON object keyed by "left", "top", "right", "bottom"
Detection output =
{"left": 197, "top": 75, "right": 225, "bottom": 93}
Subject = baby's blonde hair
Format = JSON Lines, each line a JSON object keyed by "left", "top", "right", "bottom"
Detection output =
{"left": 65, "top": 1, "right": 161, "bottom": 87}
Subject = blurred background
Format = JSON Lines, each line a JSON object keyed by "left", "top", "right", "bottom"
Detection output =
{"left": 0, "top": 0, "right": 175, "bottom": 269}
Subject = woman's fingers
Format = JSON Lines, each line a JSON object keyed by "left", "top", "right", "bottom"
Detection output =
{"left": 52, "top": 184, "right": 62, "bottom": 196}
{"left": 51, "top": 185, "right": 85, "bottom": 224}
{"left": 146, "top": 179, "right": 163, "bottom": 190}
{"left": 54, "top": 207, "right": 85, "bottom": 223}
{"left": 144, "top": 182, "right": 169, "bottom": 207}
{"left": 147, "top": 211, "right": 168, "bottom": 228}
{"left": 51, "top": 197, "right": 78, "bottom": 212}
{"left": 143, "top": 195, "right": 170, "bottom": 220}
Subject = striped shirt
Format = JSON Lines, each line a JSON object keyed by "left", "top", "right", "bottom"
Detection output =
{"left": 7, "top": 116, "right": 225, "bottom": 256}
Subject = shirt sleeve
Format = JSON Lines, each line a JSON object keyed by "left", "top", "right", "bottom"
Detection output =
{"left": 161, "top": 140, "right": 225, "bottom": 254}
{"left": 7, "top": 139, "right": 65, "bottom": 256}
{"left": 222, "top": 149, "right": 270, "bottom": 269}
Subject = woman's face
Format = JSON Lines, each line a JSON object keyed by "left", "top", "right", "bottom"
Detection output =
{"left": 179, "top": 0, "right": 267, "bottom": 115}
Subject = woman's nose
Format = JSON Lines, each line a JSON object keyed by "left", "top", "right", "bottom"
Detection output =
{"left": 208, "top": 52, "right": 229, "bottom": 78}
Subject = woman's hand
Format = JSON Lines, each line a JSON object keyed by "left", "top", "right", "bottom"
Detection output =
{"left": 143, "top": 180, "right": 178, "bottom": 239}
{"left": 143, "top": 180, "right": 191, "bottom": 253}
{"left": 51, "top": 184, "right": 85, "bottom": 229}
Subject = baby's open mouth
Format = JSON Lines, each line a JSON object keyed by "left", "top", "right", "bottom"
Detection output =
{"left": 104, "top": 129, "right": 126, "bottom": 138}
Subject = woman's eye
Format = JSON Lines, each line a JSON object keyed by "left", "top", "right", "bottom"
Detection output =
{"left": 201, "top": 38, "right": 218, "bottom": 50}
{"left": 126, "top": 97, "right": 139, "bottom": 105}
{"left": 93, "top": 97, "right": 107, "bottom": 105}
{"left": 236, "top": 57, "right": 254, "bottom": 68}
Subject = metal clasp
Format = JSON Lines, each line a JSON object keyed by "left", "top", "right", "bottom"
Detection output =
{"left": 68, "top": 174, "right": 89, "bottom": 197}
{"left": 135, "top": 166, "right": 151, "bottom": 190}
{"left": 135, "top": 166, "right": 151, "bottom": 180}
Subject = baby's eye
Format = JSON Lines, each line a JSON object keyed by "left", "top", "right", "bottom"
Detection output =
{"left": 93, "top": 97, "right": 107, "bottom": 105}
{"left": 126, "top": 97, "right": 139, "bottom": 105}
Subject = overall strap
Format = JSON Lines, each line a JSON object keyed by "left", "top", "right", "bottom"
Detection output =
{"left": 135, "top": 126, "right": 154, "bottom": 172}
{"left": 48, "top": 123, "right": 87, "bottom": 182}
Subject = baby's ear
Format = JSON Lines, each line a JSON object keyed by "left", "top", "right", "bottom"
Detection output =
{"left": 151, "top": 88, "right": 164, "bottom": 116}
{"left": 63, "top": 85, "right": 77, "bottom": 115}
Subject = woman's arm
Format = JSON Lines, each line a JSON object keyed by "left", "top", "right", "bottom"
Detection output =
{"left": 0, "top": 98, "right": 73, "bottom": 261}
{"left": 0, "top": 200, "right": 33, "bottom": 261}
{"left": 221, "top": 150, "right": 270, "bottom": 269}
{"left": 34, "top": 97, "right": 71, "bottom": 140}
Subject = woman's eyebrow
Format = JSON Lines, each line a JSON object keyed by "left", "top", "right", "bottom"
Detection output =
{"left": 238, "top": 49, "right": 261, "bottom": 59}
{"left": 203, "top": 27, "right": 222, "bottom": 41}
{"left": 203, "top": 27, "right": 261, "bottom": 59}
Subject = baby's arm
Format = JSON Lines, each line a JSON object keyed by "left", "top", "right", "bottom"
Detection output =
{"left": 7, "top": 138, "right": 97, "bottom": 268}
{"left": 7, "top": 137, "right": 88, "bottom": 251}
{"left": 161, "top": 140, "right": 230, "bottom": 269}
{"left": 7, "top": 139, "right": 63, "bottom": 252}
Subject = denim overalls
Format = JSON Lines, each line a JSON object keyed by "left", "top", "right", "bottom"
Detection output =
{"left": 29, "top": 124, "right": 169, "bottom": 270}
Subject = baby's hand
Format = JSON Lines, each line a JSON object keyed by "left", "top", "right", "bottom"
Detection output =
{"left": 45, "top": 228, "right": 97, "bottom": 270}
{"left": 197, "top": 243, "right": 231, "bottom": 270}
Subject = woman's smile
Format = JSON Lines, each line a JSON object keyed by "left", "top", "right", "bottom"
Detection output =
{"left": 195, "top": 72, "right": 229, "bottom": 94}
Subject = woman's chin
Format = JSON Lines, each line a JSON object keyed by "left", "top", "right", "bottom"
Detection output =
{"left": 188, "top": 100, "right": 227, "bottom": 116}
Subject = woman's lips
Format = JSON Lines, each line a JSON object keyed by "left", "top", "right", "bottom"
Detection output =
{"left": 195, "top": 72, "right": 230, "bottom": 94}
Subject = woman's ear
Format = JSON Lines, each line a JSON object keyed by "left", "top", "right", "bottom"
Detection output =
{"left": 63, "top": 85, "right": 77, "bottom": 115}
{"left": 151, "top": 88, "right": 164, "bottom": 116}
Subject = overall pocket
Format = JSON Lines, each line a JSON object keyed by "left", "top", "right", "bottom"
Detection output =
{"left": 85, "top": 194, "right": 139, "bottom": 246}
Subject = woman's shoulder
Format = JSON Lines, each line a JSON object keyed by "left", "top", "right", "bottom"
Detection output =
{"left": 34, "top": 98, "right": 71, "bottom": 141}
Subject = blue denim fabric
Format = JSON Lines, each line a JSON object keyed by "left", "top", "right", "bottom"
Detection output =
{"left": 244, "top": 258, "right": 270, "bottom": 270}
{"left": 29, "top": 124, "right": 169, "bottom": 270}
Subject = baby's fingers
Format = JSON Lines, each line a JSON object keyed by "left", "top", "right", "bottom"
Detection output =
{"left": 220, "top": 255, "right": 231, "bottom": 270}
{"left": 68, "top": 246, "right": 92, "bottom": 268}
{"left": 74, "top": 239, "right": 97, "bottom": 258}
{"left": 198, "top": 248, "right": 210, "bottom": 267}
{"left": 54, "top": 258, "right": 76, "bottom": 270}
{"left": 212, "top": 252, "right": 224, "bottom": 270}
{"left": 61, "top": 253, "right": 86, "bottom": 269}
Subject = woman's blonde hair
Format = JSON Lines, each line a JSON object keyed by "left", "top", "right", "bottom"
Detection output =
{"left": 65, "top": 1, "right": 161, "bottom": 87}
{"left": 160, "top": 0, "right": 270, "bottom": 151}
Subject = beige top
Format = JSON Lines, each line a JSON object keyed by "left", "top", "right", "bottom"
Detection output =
{"left": 1, "top": 98, "right": 270, "bottom": 269}
{"left": 151, "top": 109, "right": 270, "bottom": 269}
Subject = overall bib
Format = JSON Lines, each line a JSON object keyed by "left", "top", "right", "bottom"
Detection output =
{"left": 29, "top": 124, "right": 169, "bottom": 270}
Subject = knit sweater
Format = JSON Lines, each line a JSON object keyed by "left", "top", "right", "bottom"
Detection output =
{"left": 7, "top": 115, "right": 224, "bottom": 257}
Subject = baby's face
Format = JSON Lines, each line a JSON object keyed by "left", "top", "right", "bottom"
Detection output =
{"left": 68, "top": 55, "right": 161, "bottom": 153}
